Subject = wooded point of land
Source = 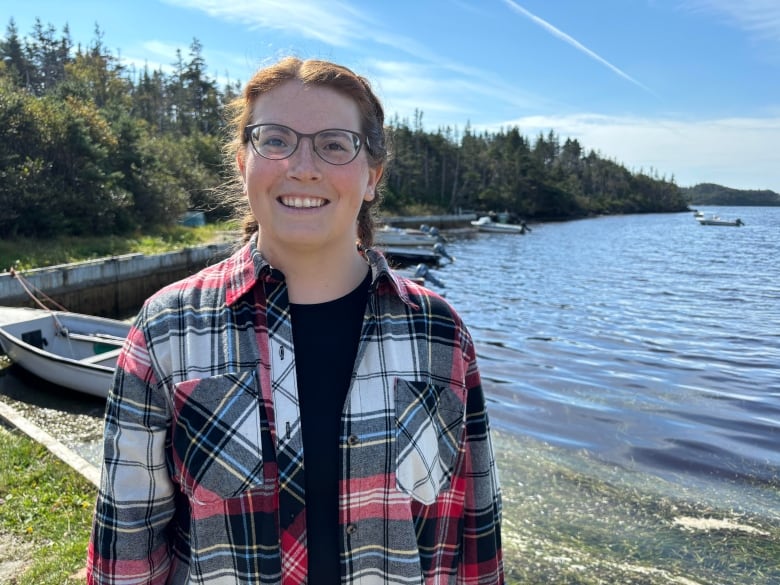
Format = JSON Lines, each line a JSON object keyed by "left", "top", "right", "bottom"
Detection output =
{"left": 0, "top": 17, "right": 691, "bottom": 240}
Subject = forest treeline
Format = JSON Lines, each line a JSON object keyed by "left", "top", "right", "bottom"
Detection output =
{"left": 0, "top": 18, "right": 689, "bottom": 239}
{"left": 683, "top": 183, "right": 780, "bottom": 206}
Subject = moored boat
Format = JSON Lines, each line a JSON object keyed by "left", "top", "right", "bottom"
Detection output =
{"left": 471, "top": 215, "right": 530, "bottom": 234}
{"left": 374, "top": 224, "right": 444, "bottom": 247}
{"left": 0, "top": 307, "right": 130, "bottom": 398}
{"left": 695, "top": 214, "right": 744, "bottom": 227}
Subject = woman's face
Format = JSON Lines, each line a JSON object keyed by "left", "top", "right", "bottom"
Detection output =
{"left": 238, "top": 80, "right": 382, "bottom": 261}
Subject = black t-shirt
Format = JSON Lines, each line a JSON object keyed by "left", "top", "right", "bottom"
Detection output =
{"left": 289, "top": 272, "right": 370, "bottom": 584}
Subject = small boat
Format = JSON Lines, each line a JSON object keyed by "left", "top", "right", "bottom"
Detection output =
{"left": 471, "top": 215, "right": 530, "bottom": 234}
{"left": 382, "top": 246, "right": 442, "bottom": 267}
{"left": 374, "top": 224, "right": 443, "bottom": 247}
{"left": 0, "top": 306, "right": 130, "bottom": 398}
{"left": 695, "top": 214, "right": 744, "bottom": 227}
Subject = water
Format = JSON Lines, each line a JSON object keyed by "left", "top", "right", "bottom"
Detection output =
{"left": 437, "top": 206, "right": 780, "bottom": 506}
{"left": 2, "top": 207, "right": 779, "bottom": 509}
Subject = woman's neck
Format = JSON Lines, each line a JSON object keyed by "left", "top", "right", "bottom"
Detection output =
{"left": 260, "top": 239, "right": 369, "bottom": 304}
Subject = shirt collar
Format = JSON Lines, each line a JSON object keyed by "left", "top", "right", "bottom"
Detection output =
{"left": 224, "top": 237, "right": 417, "bottom": 309}
{"left": 364, "top": 248, "right": 418, "bottom": 309}
{"left": 224, "top": 237, "right": 271, "bottom": 306}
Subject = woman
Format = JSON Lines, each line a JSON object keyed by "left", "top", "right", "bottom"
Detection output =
{"left": 88, "top": 56, "right": 503, "bottom": 585}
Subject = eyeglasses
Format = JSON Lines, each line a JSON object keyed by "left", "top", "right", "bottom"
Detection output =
{"left": 244, "top": 123, "right": 366, "bottom": 165}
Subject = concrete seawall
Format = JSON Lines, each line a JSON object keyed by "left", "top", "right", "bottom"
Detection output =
{"left": 0, "top": 243, "right": 234, "bottom": 316}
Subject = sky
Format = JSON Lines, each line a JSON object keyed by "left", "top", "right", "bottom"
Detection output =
{"left": 6, "top": 0, "right": 780, "bottom": 192}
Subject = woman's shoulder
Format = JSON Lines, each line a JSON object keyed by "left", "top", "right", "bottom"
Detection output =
{"left": 142, "top": 245, "right": 250, "bottom": 317}
{"left": 385, "top": 272, "right": 463, "bottom": 321}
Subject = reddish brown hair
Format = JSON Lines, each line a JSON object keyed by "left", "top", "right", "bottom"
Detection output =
{"left": 226, "top": 57, "right": 388, "bottom": 247}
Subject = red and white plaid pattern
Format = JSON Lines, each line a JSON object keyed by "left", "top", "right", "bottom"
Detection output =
{"left": 87, "top": 240, "right": 503, "bottom": 584}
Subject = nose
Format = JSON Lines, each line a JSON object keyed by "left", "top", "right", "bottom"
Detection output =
{"left": 286, "top": 136, "right": 322, "bottom": 180}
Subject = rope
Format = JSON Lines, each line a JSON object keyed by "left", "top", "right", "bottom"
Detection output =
{"left": 9, "top": 267, "right": 69, "bottom": 312}
{"left": 8, "top": 267, "right": 70, "bottom": 336}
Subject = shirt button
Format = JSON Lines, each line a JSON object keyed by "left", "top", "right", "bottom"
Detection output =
{"left": 347, "top": 434, "right": 360, "bottom": 446}
{"left": 345, "top": 523, "right": 358, "bottom": 535}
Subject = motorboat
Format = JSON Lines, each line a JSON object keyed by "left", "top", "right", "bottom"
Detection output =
{"left": 374, "top": 224, "right": 444, "bottom": 247}
{"left": 0, "top": 307, "right": 130, "bottom": 398}
{"left": 695, "top": 214, "right": 744, "bottom": 227}
{"left": 470, "top": 215, "right": 530, "bottom": 234}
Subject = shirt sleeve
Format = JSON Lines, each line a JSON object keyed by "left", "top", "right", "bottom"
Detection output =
{"left": 457, "top": 334, "right": 504, "bottom": 584}
{"left": 87, "top": 316, "right": 176, "bottom": 585}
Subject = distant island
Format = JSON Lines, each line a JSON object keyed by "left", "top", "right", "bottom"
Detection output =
{"left": 682, "top": 183, "right": 780, "bottom": 206}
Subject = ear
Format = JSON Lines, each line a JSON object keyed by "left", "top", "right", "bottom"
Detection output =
{"left": 237, "top": 150, "right": 246, "bottom": 177}
{"left": 364, "top": 164, "right": 383, "bottom": 202}
{"left": 237, "top": 151, "right": 248, "bottom": 193}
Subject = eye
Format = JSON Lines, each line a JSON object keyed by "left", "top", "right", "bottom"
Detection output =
{"left": 316, "top": 131, "right": 354, "bottom": 152}
{"left": 255, "top": 126, "right": 295, "bottom": 152}
{"left": 262, "top": 135, "right": 289, "bottom": 148}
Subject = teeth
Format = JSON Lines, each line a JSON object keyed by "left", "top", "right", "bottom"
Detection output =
{"left": 281, "top": 196, "right": 326, "bottom": 208}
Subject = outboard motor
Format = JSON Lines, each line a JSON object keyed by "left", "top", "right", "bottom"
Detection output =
{"left": 420, "top": 224, "right": 446, "bottom": 242}
{"left": 413, "top": 263, "right": 445, "bottom": 288}
{"left": 433, "top": 242, "right": 455, "bottom": 262}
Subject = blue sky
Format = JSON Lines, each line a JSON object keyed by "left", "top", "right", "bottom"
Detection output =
{"left": 7, "top": 0, "right": 780, "bottom": 192}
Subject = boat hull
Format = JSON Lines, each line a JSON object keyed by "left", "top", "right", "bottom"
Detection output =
{"left": 374, "top": 226, "right": 441, "bottom": 246}
{"left": 0, "top": 307, "right": 130, "bottom": 398}
{"left": 471, "top": 217, "right": 528, "bottom": 234}
{"left": 696, "top": 219, "right": 743, "bottom": 226}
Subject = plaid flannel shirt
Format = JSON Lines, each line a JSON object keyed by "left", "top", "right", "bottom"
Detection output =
{"left": 88, "top": 240, "right": 503, "bottom": 585}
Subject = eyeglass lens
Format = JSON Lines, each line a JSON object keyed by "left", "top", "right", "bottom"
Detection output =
{"left": 248, "top": 124, "right": 361, "bottom": 165}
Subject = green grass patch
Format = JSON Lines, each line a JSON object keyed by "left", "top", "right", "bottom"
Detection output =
{"left": 0, "top": 426, "right": 97, "bottom": 584}
{"left": 0, "top": 221, "right": 239, "bottom": 272}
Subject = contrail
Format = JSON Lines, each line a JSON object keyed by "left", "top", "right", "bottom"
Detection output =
{"left": 502, "top": 0, "right": 655, "bottom": 95}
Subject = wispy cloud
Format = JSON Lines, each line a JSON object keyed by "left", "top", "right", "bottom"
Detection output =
{"left": 682, "top": 0, "right": 780, "bottom": 42}
{"left": 160, "top": 0, "right": 552, "bottom": 123}
{"left": 366, "top": 59, "right": 548, "bottom": 125}
{"left": 501, "top": 0, "right": 655, "bottom": 95}
{"left": 162, "top": 0, "right": 375, "bottom": 47}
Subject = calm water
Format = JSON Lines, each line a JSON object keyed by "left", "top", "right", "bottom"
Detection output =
{"left": 439, "top": 206, "right": 780, "bottom": 501}
{"left": 2, "top": 207, "right": 778, "bottom": 509}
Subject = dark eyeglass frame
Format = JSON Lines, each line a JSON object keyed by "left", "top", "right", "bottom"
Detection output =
{"left": 243, "top": 123, "right": 368, "bottom": 165}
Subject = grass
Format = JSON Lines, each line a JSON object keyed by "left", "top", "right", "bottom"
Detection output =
{"left": 0, "top": 422, "right": 777, "bottom": 584}
{"left": 0, "top": 222, "right": 239, "bottom": 272}
{"left": 0, "top": 426, "right": 97, "bottom": 584}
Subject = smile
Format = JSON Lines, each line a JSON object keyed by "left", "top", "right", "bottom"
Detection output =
{"left": 279, "top": 196, "right": 328, "bottom": 209}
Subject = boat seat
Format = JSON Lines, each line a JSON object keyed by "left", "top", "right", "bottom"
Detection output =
{"left": 80, "top": 347, "right": 123, "bottom": 365}
{"left": 67, "top": 331, "right": 126, "bottom": 346}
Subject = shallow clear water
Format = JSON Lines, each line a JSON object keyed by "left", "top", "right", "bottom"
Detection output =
{"left": 2, "top": 207, "right": 778, "bottom": 510}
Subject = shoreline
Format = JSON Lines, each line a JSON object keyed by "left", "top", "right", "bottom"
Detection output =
{"left": 1, "top": 386, "right": 778, "bottom": 584}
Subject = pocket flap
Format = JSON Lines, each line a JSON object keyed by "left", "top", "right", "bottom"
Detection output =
{"left": 172, "top": 370, "right": 267, "bottom": 504}
{"left": 395, "top": 379, "right": 465, "bottom": 505}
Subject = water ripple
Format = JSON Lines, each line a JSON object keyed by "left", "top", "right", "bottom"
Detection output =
{"left": 444, "top": 207, "right": 780, "bottom": 489}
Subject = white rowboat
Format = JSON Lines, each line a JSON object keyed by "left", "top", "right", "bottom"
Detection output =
{"left": 0, "top": 307, "right": 130, "bottom": 398}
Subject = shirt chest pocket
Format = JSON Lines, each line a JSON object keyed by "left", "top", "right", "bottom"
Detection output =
{"left": 394, "top": 379, "right": 466, "bottom": 505}
{"left": 172, "top": 370, "right": 268, "bottom": 504}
